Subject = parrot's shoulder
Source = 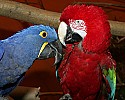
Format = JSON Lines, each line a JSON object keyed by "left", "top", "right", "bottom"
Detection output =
{"left": 0, "top": 41, "right": 4, "bottom": 60}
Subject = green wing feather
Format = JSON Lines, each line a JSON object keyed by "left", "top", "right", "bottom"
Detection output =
{"left": 103, "top": 67, "right": 116, "bottom": 100}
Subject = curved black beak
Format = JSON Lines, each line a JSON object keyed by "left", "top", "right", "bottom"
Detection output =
{"left": 58, "top": 21, "right": 82, "bottom": 46}
{"left": 37, "top": 40, "right": 63, "bottom": 65}
{"left": 65, "top": 26, "right": 82, "bottom": 44}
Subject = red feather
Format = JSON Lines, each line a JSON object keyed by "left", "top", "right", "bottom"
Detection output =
{"left": 60, "top": 5, "right": 111, "bottom": 53}
{"left": 59, "top": 45, "right": 103, "bottom": 100}
{"left": 58, "top": 5, "right": 116, "bottom": 100}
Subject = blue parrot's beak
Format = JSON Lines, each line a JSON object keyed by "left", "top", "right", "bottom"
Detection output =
{"left": 37, "top": 40, "right": 63, "bottom": 65}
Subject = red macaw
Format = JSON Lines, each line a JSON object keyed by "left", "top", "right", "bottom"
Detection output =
{"left": 57, "top": 5, "right": 116, "bottom": 100}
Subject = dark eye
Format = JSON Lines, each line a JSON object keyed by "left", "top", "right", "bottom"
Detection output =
{"left": 75, "top": 20, "right": 83, "bottom": 25}
{"left": 39, "top": 31, "right": 48, "bottom": 38}
{"left": 76, "top": 20, "right": 79, "bottom": 23}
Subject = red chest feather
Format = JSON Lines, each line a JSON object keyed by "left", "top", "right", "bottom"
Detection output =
{"left": 58, "top": 45, "right": 103, "bottom": 99}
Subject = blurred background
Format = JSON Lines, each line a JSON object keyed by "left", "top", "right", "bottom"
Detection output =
{"left": 0, "top": 0, "right": 125, "bottom": 100}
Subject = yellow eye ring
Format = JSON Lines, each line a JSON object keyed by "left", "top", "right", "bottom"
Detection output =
{"left": 39, "top": 31, "right": 48, "bottom": 38}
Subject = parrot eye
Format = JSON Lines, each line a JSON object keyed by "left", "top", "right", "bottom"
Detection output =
{"left": 39, "top": 31, "right": 48, "bottom": 38}
{"left": 76, "top": 20, "right": 80, "bottom": 24}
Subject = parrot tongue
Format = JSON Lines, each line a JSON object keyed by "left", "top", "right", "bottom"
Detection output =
{"left": 37, "top": 40, "right": 63, "bottom": 65}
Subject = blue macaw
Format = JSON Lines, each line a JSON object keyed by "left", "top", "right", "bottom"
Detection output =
{"left": 0, "top": 24, "right": 62, "bottom": 99}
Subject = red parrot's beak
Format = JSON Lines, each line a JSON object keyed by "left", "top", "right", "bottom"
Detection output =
{"left": 58, "top": 21, "right": 83, "bottom": 46}
{"left": 58, "top": 22, "right": 67, "bottom": 46}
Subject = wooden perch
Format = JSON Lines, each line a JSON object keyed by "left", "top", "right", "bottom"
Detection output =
{"left": 109, "top": 21, "right": 125, "bottom": 36}
{"left": 0, "top": 0, "right": 125, "bottom": 36}
{"left": 0, "top": 0, "right": 60, "bottom": 28}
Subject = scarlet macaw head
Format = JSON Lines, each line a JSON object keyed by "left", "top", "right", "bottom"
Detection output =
{"left": 58, "top": 5, "right": 111, "bottom": 53}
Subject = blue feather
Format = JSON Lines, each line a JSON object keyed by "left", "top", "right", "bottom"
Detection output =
{"left": 0, "top": 43, "right": 4, "bottom": 60}
{"left": 0, "top": 24, "right": 58, "bottom": 97}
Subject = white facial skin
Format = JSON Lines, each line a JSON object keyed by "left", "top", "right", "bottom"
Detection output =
{"left": 69, "top": 19, "right": 87, "bottom": 40}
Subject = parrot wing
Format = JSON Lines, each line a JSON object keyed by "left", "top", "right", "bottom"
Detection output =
{"left": 100, "top": 53, "right": 116, "bottom": 100}
{"left": 102, "top": 67, "right": 116, "bottom": 100}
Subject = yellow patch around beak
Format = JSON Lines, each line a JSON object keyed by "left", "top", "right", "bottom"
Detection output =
{"left": 38, "top": 42, "right": 48, "bottom": 57}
